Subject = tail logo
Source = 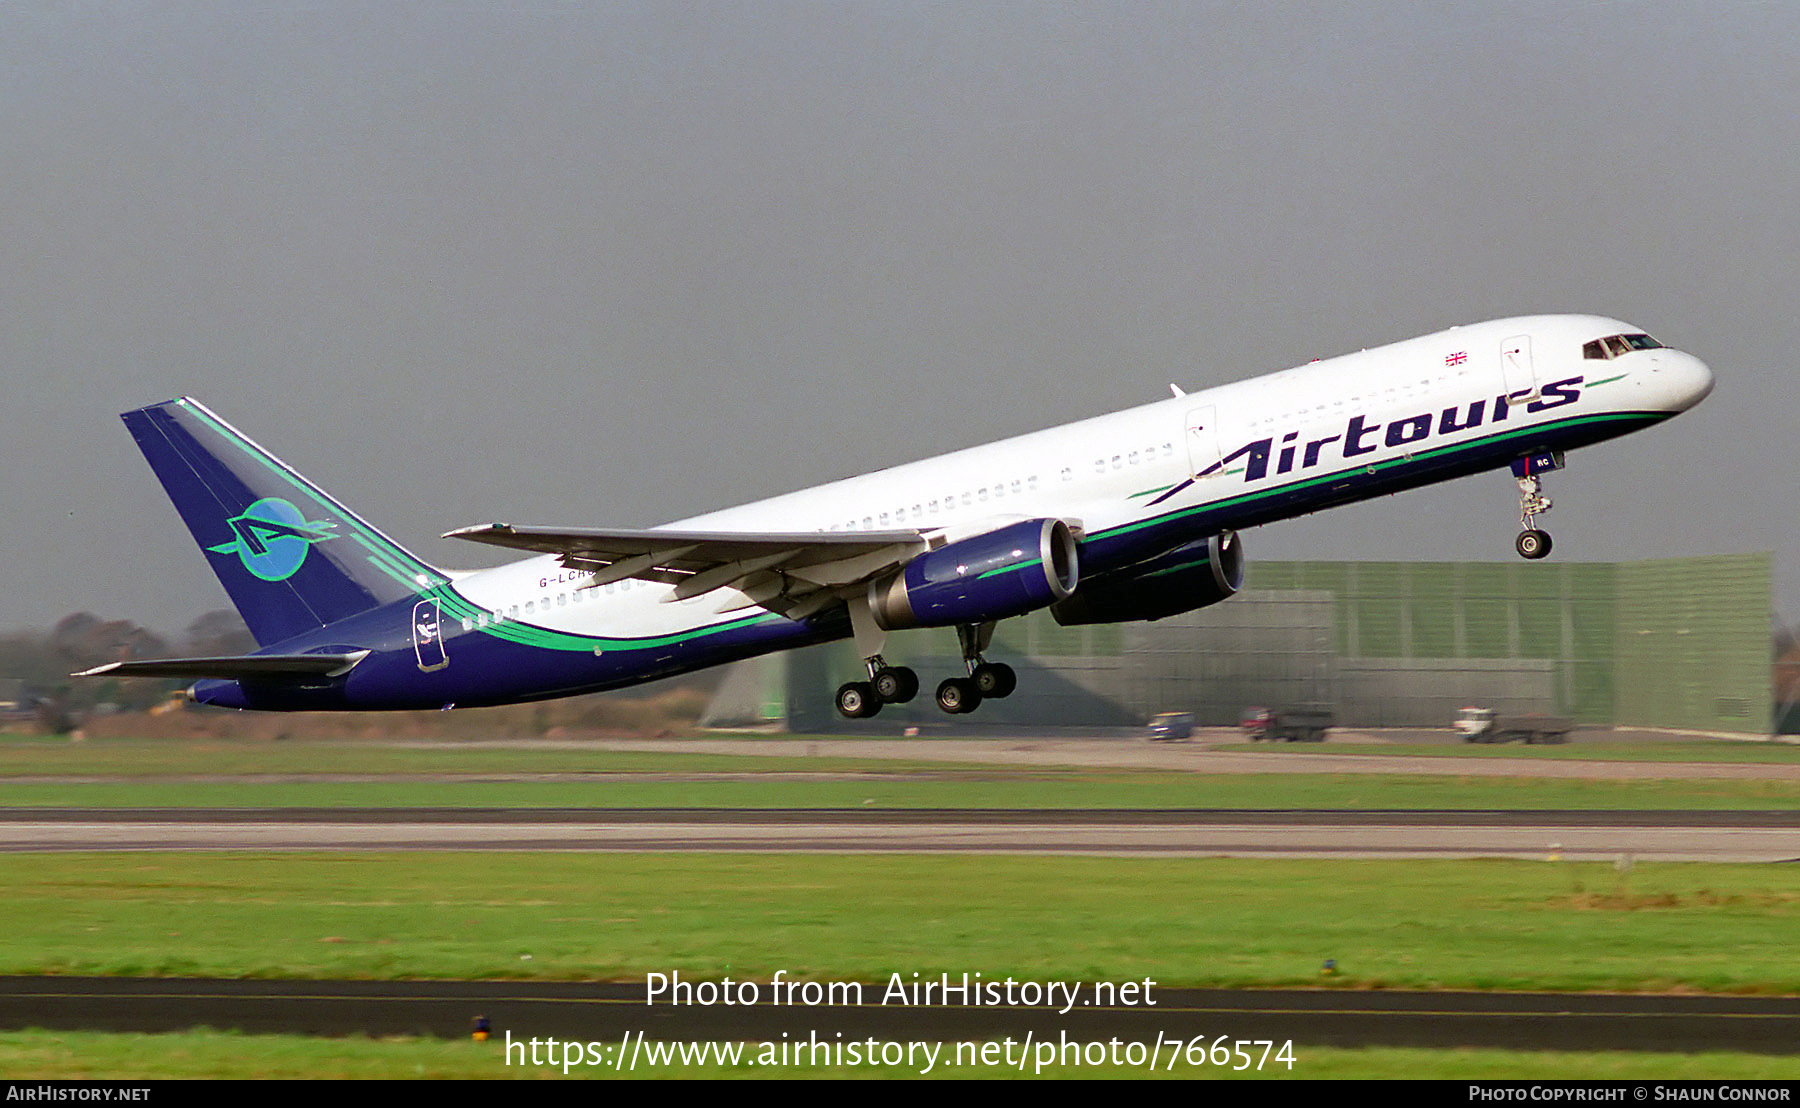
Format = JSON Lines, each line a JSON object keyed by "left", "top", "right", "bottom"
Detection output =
{"left": 205, "top": 497, "right": 338, "bottom": 582}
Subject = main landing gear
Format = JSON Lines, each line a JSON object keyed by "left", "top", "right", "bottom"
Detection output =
{"left": 933, "top": 623, "right": 1016, "bottom": 716}
{"left": 834, "top": 594, "right": 923, "bottom": 720}
{"left": 835, "top": 622, "right": 1016, "bottom": 719}
{"left": 834, "top": 655, "right": 920, "bottom": 720}
{"left": 1515, "top": 472, "right": 1554, "bottom": 560}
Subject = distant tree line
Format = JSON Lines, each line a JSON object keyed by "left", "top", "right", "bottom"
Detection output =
{"left": 0, "top": 610, "right": 253, "bottom": 731}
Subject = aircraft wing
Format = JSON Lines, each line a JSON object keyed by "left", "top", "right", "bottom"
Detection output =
{"left": 443, "top": 524, "right": 933, "bottom": 616}
{"left": 75, "top": 651, "right": 371, "bottom": 681}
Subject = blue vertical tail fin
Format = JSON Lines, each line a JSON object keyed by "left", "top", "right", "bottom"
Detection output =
{"left": 122, "top": 397, "right": 448, "bottom": 647}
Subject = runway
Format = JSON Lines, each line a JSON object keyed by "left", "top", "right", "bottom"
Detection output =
{"left": 521, "top": 734, "right": 1800, "bottom": 781}
{"left": 2, "top": 807, "right": 1796, "bottom": 861}
{"left": 5, "top": 976, "right": 1797, "bottom": 1055}
{"left": 8, "top": 742, "right": 1796, "bottom": 1058}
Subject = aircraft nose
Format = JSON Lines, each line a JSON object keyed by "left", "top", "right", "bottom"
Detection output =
{"left": 1664, "top": 350, "right": 1715, "bottom": 410}
{"left": 1641, "top": 349, "right": 1713, "bottom": 412}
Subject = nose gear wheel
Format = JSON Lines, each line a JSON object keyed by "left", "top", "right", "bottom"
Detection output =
{"left": 1515, "top": 474, "right": 1554, "bottom": 561}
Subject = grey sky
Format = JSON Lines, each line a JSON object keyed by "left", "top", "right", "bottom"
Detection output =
{"left": 4, "top": 2, "right": 1794, "bottom": 638}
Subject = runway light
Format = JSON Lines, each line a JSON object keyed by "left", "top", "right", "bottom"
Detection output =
{"left": 472, "top": 1015, "right": 490, "bottom": 1042}
{"left": 1321, "top": 959, "right": 1337, "bottom": 977}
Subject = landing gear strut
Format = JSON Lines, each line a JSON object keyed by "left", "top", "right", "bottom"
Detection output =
{"left": 833, "top": 599, "right": 1017, "bottom": 719}
{"left": 1515, "top": 473, "right": 1553, "bottom": 560}
{"left": 934, "top": 623, "right": 1015, "bottom": 715}
{"left": 835, "top": 597, "right": 922, "bottom": 719}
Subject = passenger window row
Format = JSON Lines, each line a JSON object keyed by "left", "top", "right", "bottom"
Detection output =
{"left": 1092, "top": 442, "right": 1176, "bottom": 475}
{"left": 1252, "top": 364, "right": 1471, "bottom": 427}
{"left": 828, "top": 471, "right": 1060, "bottom": 532}
{"left": 460, "top": 578, "right": 641, "bottom": 631}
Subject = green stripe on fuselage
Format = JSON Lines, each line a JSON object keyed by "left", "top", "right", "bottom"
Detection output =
{"left": 1096, "top": 409, "right": 1667, "bottom": 545}
{"left": 431, "top": 585, "right": 787, "bottom": 653}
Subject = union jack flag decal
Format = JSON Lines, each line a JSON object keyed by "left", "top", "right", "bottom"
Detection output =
{"left": 1445, "top": 350, "right": 1468, "bottom": 366}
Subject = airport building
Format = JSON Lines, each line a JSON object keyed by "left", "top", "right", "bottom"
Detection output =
{"left": 703, "top": 552, "right": 1773, "bottom": 736}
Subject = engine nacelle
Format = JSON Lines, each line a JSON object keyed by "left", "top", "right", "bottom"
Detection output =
{"left": 1050, "top": 531, "right": 1244, "bottom": 626}
{"left": 869, "top": 518, "right": 1079, "bottom": 630}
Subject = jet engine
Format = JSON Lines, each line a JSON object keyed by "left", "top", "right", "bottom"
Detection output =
{"left": 868, "top": 518, "right": 1079, "bottom": 630}
{"left": 1050, "top": 531, "right": 1243, "bottom": 626}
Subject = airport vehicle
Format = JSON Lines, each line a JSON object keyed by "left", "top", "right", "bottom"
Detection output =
{"left": 1453, "top": 707, "right": 1574, "bottom": 744}
{"left": 80, "top": 315, "right": 1711, "bottom": 717}
{"left": 1245, "top": 706, "right": 1334, "bottom": 743}
{"left": 1239, "top": 705, "right": 1274, "bottom": 739}
{"left": 1147, "top": 712, "right": 1196, "bottom": 741}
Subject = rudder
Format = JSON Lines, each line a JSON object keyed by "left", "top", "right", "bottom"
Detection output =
{"left": 123, "top": 398, "right": 448, "bottom": 646}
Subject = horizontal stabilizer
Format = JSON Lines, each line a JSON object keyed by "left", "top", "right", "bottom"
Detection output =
{"left": 75, "top": 651, "right": 371, "bottom": 681}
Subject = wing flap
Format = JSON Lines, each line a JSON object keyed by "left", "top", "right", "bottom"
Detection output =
{"left": 444, "top": 523, "right": 931, "bottom": 608}
{"left": 444, "top": 524, "right": 926, "bottom": 568}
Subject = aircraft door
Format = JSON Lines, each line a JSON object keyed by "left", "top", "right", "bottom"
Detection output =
{"left": 412, "top": 597, "right": 449, "bottom": 672}
{"left": 1500, "top": 335, "right": 1539, "bottom": 400}
{"left": 1185, "top": 405, "right": 1223, "bottom": 479}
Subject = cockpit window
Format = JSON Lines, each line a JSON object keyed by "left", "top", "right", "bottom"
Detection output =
{"left": 1583, "top": 332, "right": 1662, "bottom": 359}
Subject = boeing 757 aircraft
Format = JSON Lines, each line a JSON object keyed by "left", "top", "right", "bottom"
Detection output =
{"left": 82, "top": 315, "right": 1711, "bottom": 718}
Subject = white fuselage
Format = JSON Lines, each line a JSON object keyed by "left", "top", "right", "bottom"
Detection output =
{"left": 447, "top": 314, "right": 1712, "bottom": 645}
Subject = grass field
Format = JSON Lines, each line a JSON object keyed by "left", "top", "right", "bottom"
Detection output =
{"left": 0, "top": 738, "right": 938, "bottom": 776}
{"left": 5, "top": 734, "right": 1798, "bottom": 775}
{"left": 2, "top": 852, "right": 1797, "bottom": 992}
{"left": 3, "top": 1029, "right": 1798, "bottom": 1079}
{"left": 2, "top": 732, "right": 1794, "bottom": 1079}
{"left": 3, "top": 736, "right": 1800, "bottom": 809}
{"left": 4, "top": 772, "right": 1800, "bottom": 809}
{"left": 1219, "top": 740, "right": 1800, "bottom": 764}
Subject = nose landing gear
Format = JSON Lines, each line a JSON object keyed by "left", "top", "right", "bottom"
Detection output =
{"left": 1516, "top": 474, "right": 1553, "bottom": 559}
{"left": 1512, "top": 453, "right": 1560, "bottom": 560}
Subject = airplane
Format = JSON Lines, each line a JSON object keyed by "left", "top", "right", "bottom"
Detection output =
{"left": 80, "top": 314, "right": 1712, "bottom": 719}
